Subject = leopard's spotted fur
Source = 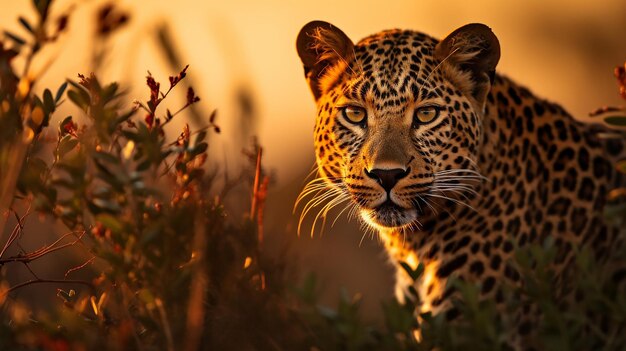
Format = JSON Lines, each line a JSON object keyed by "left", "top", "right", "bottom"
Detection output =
{"left": 296, "top": 21, "right": 625, "bottom": 347}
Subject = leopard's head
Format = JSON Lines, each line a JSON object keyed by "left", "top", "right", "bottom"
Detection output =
{"left": 296, "top": 21, "right": 500, "bottom": 231}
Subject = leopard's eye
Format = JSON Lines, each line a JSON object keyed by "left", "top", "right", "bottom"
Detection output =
{"left": 341, "top": 106, "right": 367, "bottom": 125}
{"left": 413, "top": 105, "right": 441, "bottom": 127}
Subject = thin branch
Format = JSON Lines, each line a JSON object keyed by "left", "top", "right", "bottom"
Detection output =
{"left": 64, "top": 255, "right": 96, "bottom": 279}
{"left": 250, "top": 147, "right": 263, "bottom": 219}
{"left": 0, "top": 231, "right": 85, "bottom": 265}
{"left": 0, "top": 222, "right": 20, "bottom": 259}
{"left": 160, "top": 98, "right": 200, "bottom": 128}
{"left": 4, "top": 279, "right": 95, "bottom": 296}
{"left": 0, "top": 205, "right": 32, "bottom": 259}
{"left": 22, "top": 261, "right": 41, "bottom": 280}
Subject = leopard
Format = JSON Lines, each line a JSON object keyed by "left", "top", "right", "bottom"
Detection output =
{"left": 295, "top": 20, "right": 626, "bottom": 347}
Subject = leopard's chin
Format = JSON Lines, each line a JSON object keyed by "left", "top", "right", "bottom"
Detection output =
{"left": 360, "top": 200, "right": 418, "bottom": 230}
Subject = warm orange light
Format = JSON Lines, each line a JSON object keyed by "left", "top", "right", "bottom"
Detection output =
{"left": 418, "top": 260, "right": 441, "bottom": 314}
{"left": 243, "top": 256, "right": 252, "bottom": 269}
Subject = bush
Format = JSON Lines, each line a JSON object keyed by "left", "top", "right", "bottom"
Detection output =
{"left": 0, "top": 2, "right": 301, "bottom": 350}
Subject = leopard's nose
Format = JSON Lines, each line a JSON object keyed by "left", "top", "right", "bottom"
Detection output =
{"left": 365, "top": 167, "right": 410, "bottom": 192}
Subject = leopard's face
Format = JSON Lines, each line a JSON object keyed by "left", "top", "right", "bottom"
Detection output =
{"left": 298, "top": 23, "right": 498, "bottom": 230}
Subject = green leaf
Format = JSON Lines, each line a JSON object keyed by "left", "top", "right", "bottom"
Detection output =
{"left": 43, "top": 89, "right": 55, "bottom": 114}
{"left": 93, "top": 161, "right": 125, "bottom": 192}
{"left": 92, "top": 157, "right": 114, "bottom": 177}
{"left": 316, "top": 305, "right": 338, "bottom": 320}
{"left": 101, "top": 82, "right": 119, "bottom": 103}
{"left": 400, "top": 262, "right": 424, "bottom": 281}
{"left": 136, "top": 159, "right": 152, "bottom": 172}
{"left": 604, "top": 116, "right": 626, "bottom": 126}
{"left": 33, "top": 95, "right": 43, "bottom": 108}
{"left": 96, "top": 213, "right": 124, "bottom": 234}
{"left": 192, "top": 142, "right": 208, "bottom": 156}
{"left": 122, "top": 130, "right": 139, "bottom": 141}
{"left": 4, "top": 31, "right": 26, "bottom": 45}
{"left": 57, "top": 135, "right": 78, "bottom": 159}
{"left": 136, "top": 122, "right": 150, "bottom": 138}
{"left": 115, "top": 108, "right": 137, "bottom": 125}
{"left": 407, "top": 286, "right": 419, "bottom": 300}
{"left": 67, "top": 79, "right": 86, "bottom": 92}
{"left": 33, "top": 0, "right": 51, "bottom": 19}
{"left": 92, "top": 186, "right": 112, "bottom": 198}
{"left": 57, "top": 149, "right": 87, "bottom": 178}
{"left": 18, "top": 16, "right": 34, "bottom": 34}
{"left": 195, "top": 131, "right": 207, "bottom": 145}
{"left": 414, "top": 262, "right": 425, "bottom": 278}
{"left": 160, "top": 149, "right": 173, "bottom": 160}
{"left": 67, "top": 89, "right": 88, "bottom": 111}
{"left": 131, "top": 180, "right": 146, "bottom": 193}
{"left": 93, "top": 150, "right": 121, "bottom": 164}
{"left": 55, "top": 82, "right": 68, "bottom": 103}
{"left": 89, "top": 198, "right": 121, "bottom": 214}
{"left": 187, "top": 169, "right": 204, "bottom": 183}
{"left": 50, "top": 177, "right": 75, "bottom": 189}
{"left": 382, "top": 299, "right": 419, "bottom": 335}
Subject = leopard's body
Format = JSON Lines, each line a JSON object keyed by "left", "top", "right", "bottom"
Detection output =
{"left": 296, "top": 21, "right": 625, "bottom": 344}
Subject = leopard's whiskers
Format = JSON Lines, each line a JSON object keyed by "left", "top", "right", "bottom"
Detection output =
{"left": 296, "top": 173, "right": 358, "bottom": 237}
{"left": 425, "top": 191, "right": 478, "bottom": 213}
{"left": 311, "top": 192, "right": 352, "bottom": 237}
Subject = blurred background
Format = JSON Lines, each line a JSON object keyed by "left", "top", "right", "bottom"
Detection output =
{"left": 2, "top": 0, "right": 625, "bottom": 319}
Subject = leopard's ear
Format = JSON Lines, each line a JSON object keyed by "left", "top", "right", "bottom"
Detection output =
{"left": 297, "top": 21, "right": 355, "bottom": 100}
{"left": 435, "top": 23, "right": 500, "bottom": 110}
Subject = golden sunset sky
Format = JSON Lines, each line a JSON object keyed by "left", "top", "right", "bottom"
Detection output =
{"left": 2, "top": 0, "right": 625, "bottom": 183}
